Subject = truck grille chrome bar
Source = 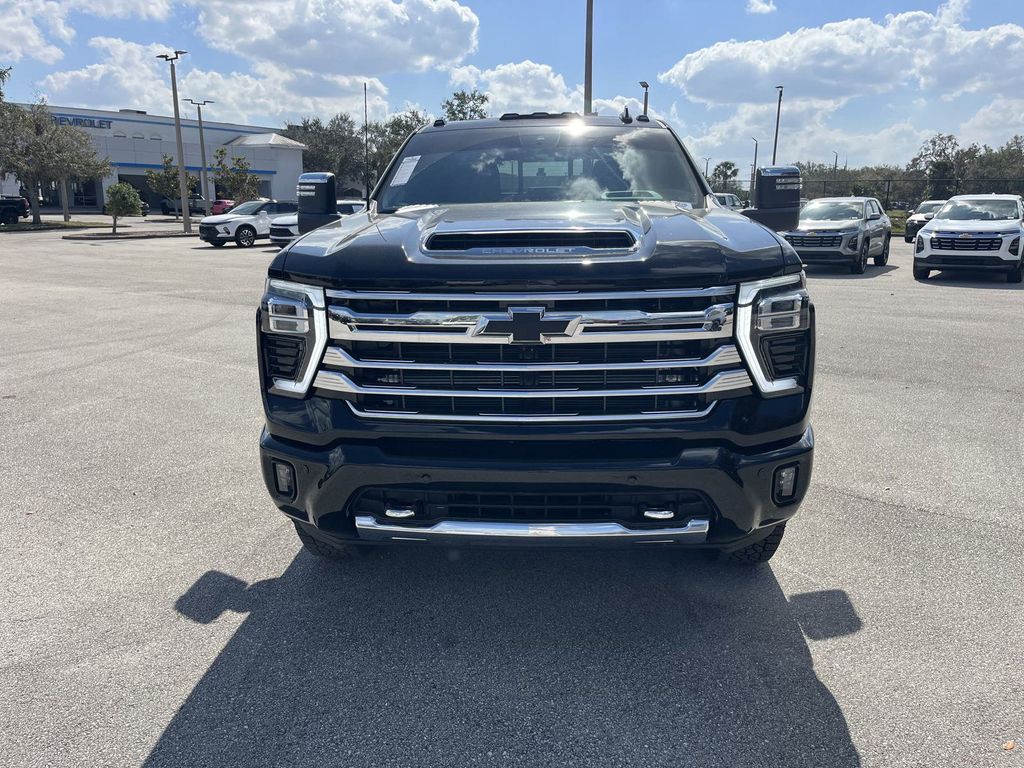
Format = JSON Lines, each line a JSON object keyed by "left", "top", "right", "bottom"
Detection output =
{"left": 314, "top": 368, "right": 752, "bottom": 399}
{"left": 316, "top": 286, "right": 748, "bottom": 422}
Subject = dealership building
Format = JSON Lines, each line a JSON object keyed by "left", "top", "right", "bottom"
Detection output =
{"left": 0, "top": 104, "right": 305, "bottom": 211}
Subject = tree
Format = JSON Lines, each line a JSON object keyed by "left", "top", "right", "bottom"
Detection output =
{"left": 105, "top": 182, "right": 142, "bottom": 235}
{"left": 213, "top": 148, "right": 261, "bottom": 202}
{"left": 441, "top": 89, "right": 488, "bottom": 121}
{"left": 145, "top": 155, "right": 198, "bottom": 218}
{"left": 709, "top": 160, "right": 740, "bottom": 192}
{"left": 0, "top": 98, "right": 111, "bottom": 224}
{"left": 366, "top": 108, "right": 430, "bottom": 188}
{"left": 282, "top": 114, "right": 363, "bottom": 182}
{"left": 0, "top": 66, "right": 9, "bottom": 102}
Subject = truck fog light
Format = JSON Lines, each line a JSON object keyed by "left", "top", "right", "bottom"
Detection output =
{"left": 773, "top": 464, "right": 798, "bottom": 503}
{"left": 272, "top": 460, "right": 295, "bottom": 498}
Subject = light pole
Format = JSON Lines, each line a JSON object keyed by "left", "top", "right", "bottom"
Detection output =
{"left": 750, "top": 137, "right": 759, "bottom": 200}
{"left": 702, "top": 157, "right": 712, "bottom": 180}
{"left": 771, "top": 85, "right": 784, "bottom": 165}
{"left": 639, "top": 80, "right": 650, "bottom": 117}
{"left": 583, "top": 0, "right": 594, "bottom": 115}
{"left": 832, "top": 150, "right": 839, "bottom": 174}
{"left": 184, "top": 98, "right": 213, "bottom": 215}
{"left": 157, "top": 50, "right": 191, "bottom": 233}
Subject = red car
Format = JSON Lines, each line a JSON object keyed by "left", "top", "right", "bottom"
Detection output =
{"left": 211, "top": 199, "right": 236, "bottom": 215}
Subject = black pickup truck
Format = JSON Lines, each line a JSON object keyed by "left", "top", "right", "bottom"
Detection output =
{"left": 0, "top": 195, "right": 30, "bottom": 227}
{"left": 257, "top": 114, "right": 814, "bottom": 564}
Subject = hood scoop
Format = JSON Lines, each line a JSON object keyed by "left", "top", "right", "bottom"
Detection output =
{"left": 409, "top": 202, "right": 652, "bottom": 264}
{"left": 425, "top": 229, "right": 636, "bottom": 252}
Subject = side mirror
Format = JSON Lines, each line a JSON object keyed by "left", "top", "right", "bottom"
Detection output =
{"left": 868, "top": 212, "right": 881, "bottom": 221}
{"left": 907, "top": 209, "right": 915, "bottom": 215}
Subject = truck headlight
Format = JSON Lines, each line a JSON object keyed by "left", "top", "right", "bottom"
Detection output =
{"left": 258, "top": 279, "right": 327, "bottom": 397}
{"left": 736, "top": 273, "right": 814, "bottom": 396}
{"left": 916, "top": 235, "right": 925, "bottom": 253}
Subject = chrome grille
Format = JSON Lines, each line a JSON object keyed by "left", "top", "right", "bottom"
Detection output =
{"left": 931, "top": 236, "right": 1002, "bottom": 251}
{"left": 313, "top": 287, "right": 751, "bottom": 422}
{"left": 785, "top": 234, "right": 843, "bottom": 248}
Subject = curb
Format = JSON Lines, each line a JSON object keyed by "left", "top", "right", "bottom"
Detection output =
{"left": 61, "top": 231, "right": 200, "bottom": 241}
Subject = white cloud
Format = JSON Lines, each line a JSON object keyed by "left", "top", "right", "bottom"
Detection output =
{"left": 38, "top": 37, "right": 389, "bottom": 126}
{"left": 959, "top": 98, "right": 1024, "bottom": 146}
{"left": 1, "top": 0, "right": 75, "bottom": 64}
{"left": 746, "top": 0, "right": 776, "bottom": 14}
{"left": 0, "top": 0, "right": 175, "bottom": 64}
{"left": 191, "top": 0, "right": 478, "bottom": 76}
{"left": 659, "top": 1, "right": 1024, "bottom": 107}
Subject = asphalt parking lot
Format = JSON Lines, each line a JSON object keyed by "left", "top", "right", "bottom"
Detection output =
{"left": 1, "top": 231, "right": 1021, "bottom": 768}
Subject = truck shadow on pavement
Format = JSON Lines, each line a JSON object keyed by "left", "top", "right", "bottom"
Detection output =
{"left": 149, "top": 548, "right": 862, "bottom": 768}
{"left": 803, "top": 264, "right": 898, "bottom": 280}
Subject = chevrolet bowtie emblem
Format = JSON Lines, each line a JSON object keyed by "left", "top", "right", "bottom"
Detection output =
{"left": 958, "top": 232, "right": 973, "bottom": 239}
{"left": 474, "top": 307, "right": 579, "bottom": 344}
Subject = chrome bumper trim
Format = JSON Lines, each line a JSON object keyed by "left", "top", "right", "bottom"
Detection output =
{"left": 354, "top": 516, "right": 711, "bottom": 545}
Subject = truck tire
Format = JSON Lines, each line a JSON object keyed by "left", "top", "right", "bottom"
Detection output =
{"left": 913, "top": 265, "right": 931, "bottom": 280}
{"left": 235, "top": 225, "right": 257, "bottom": 248}
{"left": 293, "top": 522, "right": 363, "bottom": 561}
{"left": 850, "top": 240, "right": 869, "bottom": 274}
{"left": 873, "top": 235, "right": 890, "bottom": 266}
{"left": 1008, "top": 261, "right": 1023, "bottom": 284}
{"left": 718, "top": 523, "right": 787, "bottom": 565}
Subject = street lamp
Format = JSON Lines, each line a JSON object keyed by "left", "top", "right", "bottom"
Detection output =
{"left": 156, "top": 50, "right": 191, "bottom": 233}
{"left": 639, "top": 81, "right": 650, "bottom": 117}
{"left": 771, "top": 85, "right": 784, "bottom": 165}
{"left": 583, "top": 0, "right": 594, "bottom": 115}
{"left": 750, "top": 137, "right": 759, "bottom": 200}
{"left": 832, "top": 150, "right": 839, "bottom": 174}
{"left": 702, "top": 157, "right": 712, "bottom": 178}
{"left": 183, "top": 98, "right": 214, "bottom": 215}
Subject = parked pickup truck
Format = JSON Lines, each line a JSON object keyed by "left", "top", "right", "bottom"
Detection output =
{"left": 0, "top": 195, "right": 30, "bottom": 227}
{"left": 257, "top": 113, "right": 815, "bottom": 565}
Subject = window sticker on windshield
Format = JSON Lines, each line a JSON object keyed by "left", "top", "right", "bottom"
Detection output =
{"left": 390, "top": 156, "right": 421, "bottom": 186}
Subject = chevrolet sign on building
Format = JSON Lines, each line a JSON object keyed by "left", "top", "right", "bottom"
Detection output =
{"left": 1, "top": 105, "right": 305, "bottom": 212}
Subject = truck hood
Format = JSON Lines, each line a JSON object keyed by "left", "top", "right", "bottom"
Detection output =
{"left": 276, "top": 201, "right": 798, "bottom": 291}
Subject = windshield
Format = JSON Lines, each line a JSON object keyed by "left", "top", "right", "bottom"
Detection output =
{"left": 375, "top": 124, "right": 705, "bottom": 212}
{"left": 916, "top": 201, "right": 944, "bottom": 215}
{"left": 934, "top": 199, "right": 1020, "bottom": 221}
{"left": 801, "top": 201, "right": 864, "bottom": 221}
{"left": 228, "top": 201, "right": 264, "bottom": 215}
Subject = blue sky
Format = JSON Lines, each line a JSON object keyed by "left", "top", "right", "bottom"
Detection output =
{"left": 3, "top": 0, "right": 1023, "bottom": 169}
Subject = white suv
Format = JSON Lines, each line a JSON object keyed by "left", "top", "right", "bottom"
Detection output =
{"left": 268, "top": 199, "right": 366, "bottom": 245}
{"left": 914, "top": 194, "right": 1024, "bottom": 283}
{"left": 199, "top": 200, "right": 298, "bottom": 248}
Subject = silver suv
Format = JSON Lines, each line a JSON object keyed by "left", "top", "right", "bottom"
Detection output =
{"left": 783, "top": 197, "right": 892, "bottom": 274}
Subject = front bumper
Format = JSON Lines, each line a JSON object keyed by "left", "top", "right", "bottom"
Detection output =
{"left": 260, "top": 426, "right": 814, "bottom": 549}
{"left": 793, "top": 248, "right": 857, "bottom": 265}
{"left": 915, "top": 252, "right": 1020, "bottom": 271}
